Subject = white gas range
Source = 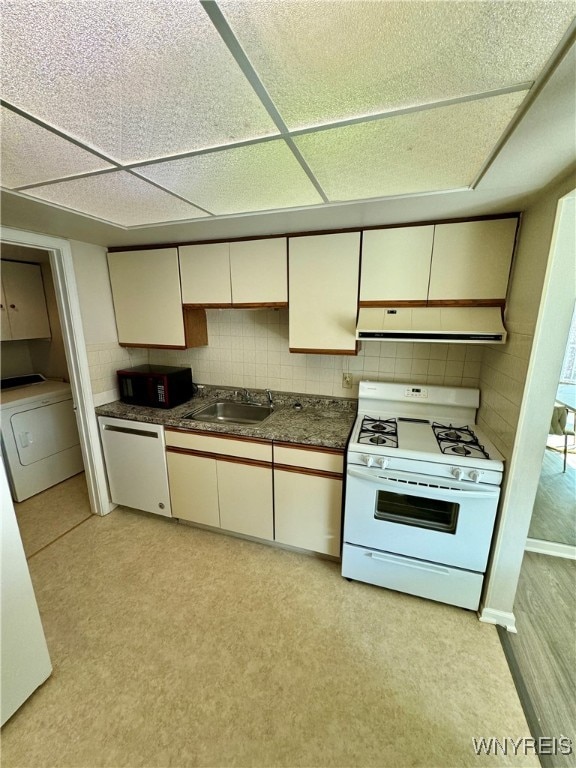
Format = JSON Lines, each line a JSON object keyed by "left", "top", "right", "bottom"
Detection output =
{"left": 342, "top": 381, "right": 504, "bottom": 611}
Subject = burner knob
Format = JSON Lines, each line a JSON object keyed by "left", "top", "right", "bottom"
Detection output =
{"left": 451, "top": 467, "right": 463, "bottom": 480}
{"left": 361, "top": 454, "right": 374, "bottom": 467}
{"left": 469, "top": 470, "right": 483, "bottom": 483}
{"left": 377, "top": 457, "right": 389, "bottom": 469}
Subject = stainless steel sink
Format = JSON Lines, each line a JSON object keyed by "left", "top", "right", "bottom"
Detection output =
{"left": 184, "top": 401, "right": 274, "bottom": 425}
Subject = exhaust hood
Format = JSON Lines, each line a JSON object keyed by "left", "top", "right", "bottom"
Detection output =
{"left": 356, "top": 307, "right": 507, "bottom": 344}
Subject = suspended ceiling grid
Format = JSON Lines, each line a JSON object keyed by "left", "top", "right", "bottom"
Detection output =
{"left": 1, "top": 0, "right": 575, "bottom": 229}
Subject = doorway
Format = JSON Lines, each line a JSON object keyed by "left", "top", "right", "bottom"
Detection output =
{"left": 0, "top": 226, "right": 110, "bottom": 518}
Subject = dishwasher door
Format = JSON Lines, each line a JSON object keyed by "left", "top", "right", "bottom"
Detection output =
{"left": 98, "top": 417, "right": 172, "bottom": 517}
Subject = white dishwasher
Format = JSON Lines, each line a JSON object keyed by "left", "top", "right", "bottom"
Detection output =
{"left": 98, "top": 416, "right": 172, "bottom": 517}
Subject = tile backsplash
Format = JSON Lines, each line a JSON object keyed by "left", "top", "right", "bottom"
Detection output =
{"left": 149, "top": 309, "right": 484, "bottom": 398}
{"left": 86, "top": 342, "right": 147, "bottom": 396}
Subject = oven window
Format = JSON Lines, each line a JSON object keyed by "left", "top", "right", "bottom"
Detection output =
{"left": 374, "top": 491, "right": 459, "bottom": 533}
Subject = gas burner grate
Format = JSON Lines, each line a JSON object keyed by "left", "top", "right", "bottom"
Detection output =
{"left": 431, "top": 422, "right": 490, "bottom": 460}
{"left": 357, "top": 416, "right": 398, "bottom": 448}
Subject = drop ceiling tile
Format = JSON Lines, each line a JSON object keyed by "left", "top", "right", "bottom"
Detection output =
{"left": 24, "top": 172, "right": 208, "bottom": 227}
{"left": 293, "top": 91, "right": 528, "bottom": 201}
{"left": 220, "top": 0, "right": 575, "bottom": 129}
{"left": 137, "top": 140, "right": 323, "bottom": 214}
{"left": 0, "top": 0, "right": 278, "bottom": 164}
{"left": 1, "top": 108, "right": 114, "bottom": 189}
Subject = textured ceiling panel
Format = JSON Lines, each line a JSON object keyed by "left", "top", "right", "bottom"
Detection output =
{"left": 220, "top": 0, "right": 575, "bottom": 129}
{"left": 137, "top": 140, "right": 324, "bottom": 214}
{"left": 294, "top": 91, "right": 527, "bottom": 201}
{"left": 0, "top": 108, "right": 114, "bottom": 189}
{"left": 24, "top": 172, "right": 208, "bottom": 227}
{"left": 0, "top": 0, "right": 278, "bottom": 164}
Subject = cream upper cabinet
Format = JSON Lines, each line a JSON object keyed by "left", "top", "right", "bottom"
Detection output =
{"left": 289, "top": 232, "right": 360, "bottom": 353}
{"left": 360, "top": 227, "right": 434, "bottom": 304}
{"left": 229, "top": 238, "right": 287, "bottom": 306}
{"left": 180, "top": 239, "right": 288, "bottom": 307}
{"left": 180, "top": 243, "right": 231, "bottom": 306}
{"left": 428, "top": 219, "right": 518, "bottom": 302}
{"left": 108, "top": 248, "right": 188, "bottom": 347}
{"left": 0, "top": 261, "right": 51, "bottom": 341}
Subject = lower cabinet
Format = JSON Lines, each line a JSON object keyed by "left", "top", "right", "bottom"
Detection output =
{"left": 165, "top": 430, "right": 273, "bottom": 541}
{"left": 273, "top": 444, "right": 344, "bottom": 557}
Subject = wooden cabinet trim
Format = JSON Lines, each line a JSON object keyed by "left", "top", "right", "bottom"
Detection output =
{"left": 183, "top": 307, "right": 208, "bottom": 347}
{"left": 166, "top": 427, "right": 271, "bottom": 446}
{"left": 166, "top": 445, "right": 271, "bottom": 468}
{"left": 120, "top": 342, "right": 186, "bottom": 349}
{"left": 274, "top": 464, "right": 343, "bottom": 480}
{"left": 426, "top": 299, "right": 506, "bottom": 308}
{"left": 359, "top": 300, "right": 428, "bottom": 308}
{"left": 232, "top": 302, "right": 288, "bottom": 309}
{"left": 183, "top": 302, "right": 232, "bottom": 309}
{"left": 273, "top": 442, "right": 345, "bottom": 456}
{"left": 289, "top": 347, "right": 358, "bottom": 355}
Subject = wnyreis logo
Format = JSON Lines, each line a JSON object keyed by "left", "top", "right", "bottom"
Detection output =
{"left": 472, "top": 737, "right": 573, "bottom": 756}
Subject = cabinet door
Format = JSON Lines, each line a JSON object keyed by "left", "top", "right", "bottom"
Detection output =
{"left": 108, "top": 248, "right": 185, "bottom": 347}
{"left": 360, "top": 227, "right": 433, "bottom": 303}
{"left": 229, "top": 238, "right": 288, "bottom": 306}
{"left": 1, "top": 261, "right": 51, "bottom": 340}
{"left": 289, "top": 232, "right": 360, "bottom": 353}
{"left": 274, "top": 469, "right": 342, "bottom": 557}
{"left": 1, "top": 283, "right": 12, "bottom": 341}
{"left": 166, "top": 451, "right": 220, "bottom": 526}
{"left": 180, "top": 243, "right": 231, "bottom": 305}
{"left": 428, "top": 219, "right": 517, "bottom": 302}
{"left": 217, "top": 460, "right": 273, "bottom": 540}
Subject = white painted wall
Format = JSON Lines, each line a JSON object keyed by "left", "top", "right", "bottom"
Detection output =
{"left": 69, "top": 240, "right": 147, "bottom": 402}
{"left": 480, "top": 177, "right": 576, "bottom": 629}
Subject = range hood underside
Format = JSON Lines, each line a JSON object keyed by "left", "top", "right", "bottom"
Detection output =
{"left": 356, "top": 307, "right": 507, "bottom": 344}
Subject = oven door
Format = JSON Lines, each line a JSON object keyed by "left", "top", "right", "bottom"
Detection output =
{"left": 344, "top": 467, "right": 499, "bottom": 572}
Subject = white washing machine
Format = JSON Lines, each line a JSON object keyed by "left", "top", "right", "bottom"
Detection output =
{"left": 1, "top": 377, "right": 84, "bottom": 502}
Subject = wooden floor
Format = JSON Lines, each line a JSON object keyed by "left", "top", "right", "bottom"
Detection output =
{"left": 528, "top": 447, "right": 576, "bottom": 546}
{"left": 499, "top": 552, "right": 576, "bottom": 768}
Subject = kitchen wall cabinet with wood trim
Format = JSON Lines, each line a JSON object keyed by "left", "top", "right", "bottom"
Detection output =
{"left": 107, "top": 248, "right": 207, "bottom": 349}
{"left": 288, "top": 232, "right": 360, "bottom": 354}
{"left": 165, "top": 430, "right": 273, "bottom": 541}
{"left": 0, "top": 260, "right": 51, "bottom": 341}
{"left": 180, "top": 238, "right": 288, "bottom": 308}
{"left": 359, "top": 217, "right": 518, "bottom": 307}
{"left": 273, "top": 444, "right": 344, "bottom": 557}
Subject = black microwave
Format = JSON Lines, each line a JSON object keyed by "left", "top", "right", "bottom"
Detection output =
{"left": 117, "top": 365, "right": 194, "bottom": 409}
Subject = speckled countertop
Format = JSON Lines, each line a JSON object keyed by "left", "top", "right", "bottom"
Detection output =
{"left": 95, "top": 385, "right": 357, "bottom": 450}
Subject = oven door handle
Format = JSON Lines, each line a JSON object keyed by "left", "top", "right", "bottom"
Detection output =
{"left": 346, "top": 468, "right": 500, "bottom": 500}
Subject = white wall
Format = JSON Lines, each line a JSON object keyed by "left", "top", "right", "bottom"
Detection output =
{"left": 149, "top": 308, "right": 484, "bottom": 397}
{"left": 69, "top": 240, "right": 147, "bottom": 401}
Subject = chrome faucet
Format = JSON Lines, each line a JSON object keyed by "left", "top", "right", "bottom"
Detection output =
{"left": 236, "top": 388, "right": 259, "bottom": 405}
{"left": 265, "top": 389, "right": 274, "bottom": 409}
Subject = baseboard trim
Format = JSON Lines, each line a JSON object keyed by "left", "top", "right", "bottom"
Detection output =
{"left": 478, "top": 607, "right": 517, "bottom": 633}
{"left": 525, "top": 538, "right": 576, "bottom": 560}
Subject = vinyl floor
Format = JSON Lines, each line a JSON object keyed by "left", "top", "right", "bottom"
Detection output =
{"left": 528, "top": 447, "right": 576, "bottom": 547}
{"left": 499, "top": 552, "right": 576, "bottom": 768}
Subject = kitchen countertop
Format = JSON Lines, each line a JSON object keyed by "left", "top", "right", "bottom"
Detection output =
{"left": 95, "top": 385, "right": 357, "bottom": 450}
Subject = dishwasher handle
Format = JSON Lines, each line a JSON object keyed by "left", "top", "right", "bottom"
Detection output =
{"left": 102, "top": 424, "right": 159, "bottom": 438}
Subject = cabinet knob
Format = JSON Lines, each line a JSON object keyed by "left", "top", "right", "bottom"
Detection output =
{"left": 9, "top": 304, "right": 16, "bottom": 309}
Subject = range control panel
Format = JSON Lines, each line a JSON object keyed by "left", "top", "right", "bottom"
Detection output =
{"left": 404, "top": 387, "right": 428, "bottom": 399}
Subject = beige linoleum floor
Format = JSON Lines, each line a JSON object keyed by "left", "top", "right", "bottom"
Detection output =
{"left": 3, "top": 480, "right": 538, "bottom": 768}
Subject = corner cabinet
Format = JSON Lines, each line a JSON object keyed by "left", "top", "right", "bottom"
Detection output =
{"left": 179, "top": 238, "right": 288, "bottom": 308}
{"left": 165, "top": 430, "right": 274, "bottom": 541}
{"left": 0, "top": 261, "right": 51, "bottom": 341}
{"left": 288, "top": 232, "right": 360, "bottom": 354}
{"left": 273, "top": 444, "right": 344, "bottom": 557}
{"left": 107, "top": 248, "right": 207, "bottom": 349}
{"left": 359, "top": 217, "right": 518, "bottom": 307}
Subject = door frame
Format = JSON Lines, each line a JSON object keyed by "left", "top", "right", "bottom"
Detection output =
{"left": 1, "top": 225, "right": 111, "bottom": 516}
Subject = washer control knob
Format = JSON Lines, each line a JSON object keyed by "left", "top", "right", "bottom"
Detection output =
{"left": 451, "top": 467, "right": 463, "bottom": 480}
{"left": 361, "top": 454, "right": 374, "bottom": 467}
{"left": 377, "top": 457, "right": 389, "bottom": 469}
{"left": 469, "top": 470, "right": 483, "bottom": 484}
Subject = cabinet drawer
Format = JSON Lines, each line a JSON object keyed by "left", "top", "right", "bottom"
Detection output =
{"left": 166, "top": 429, "right": 272, "bottom": 462}
{"left": 273, "top": 445, "right": 343, "bottom": 475}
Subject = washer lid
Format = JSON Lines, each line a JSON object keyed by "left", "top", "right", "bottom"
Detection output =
{"left": 0, "top": 380, "right": 72, "bottom": 410}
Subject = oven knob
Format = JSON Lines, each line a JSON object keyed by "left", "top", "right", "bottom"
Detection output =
{"left": 451, "top": 467, "right": 463, "bottom": 480}
{"left": 377, "top": 457, "right": 389, "bottom": 469}
{"left": 361, "top": 454, "right": 375, "bottom": 467}
{"left": 469, "top": 470, "right": 483, "bottom": 483}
